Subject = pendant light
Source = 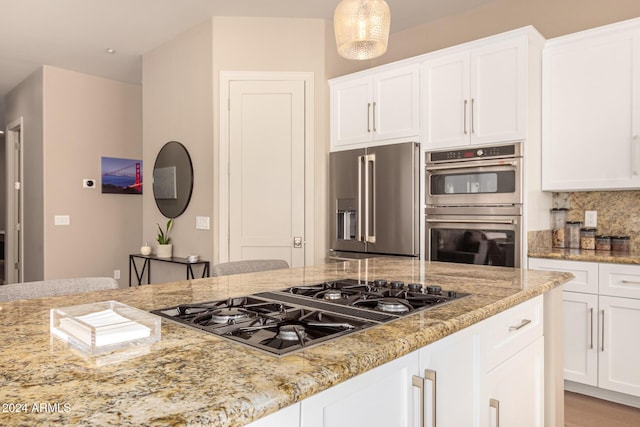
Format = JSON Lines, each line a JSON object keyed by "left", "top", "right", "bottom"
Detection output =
{"left": 334, "top": 0, "right": 391, "bottom": 60}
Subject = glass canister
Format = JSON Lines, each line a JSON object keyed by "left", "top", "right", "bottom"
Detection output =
{"left": 611, "top": 236, "right": 630, "bottom": 252}
{"left": 550, "top": 208, "right": 568, "bottom": 248}
{"left": 595, "top": 235, "right": 611, "bottom": 251}
{"left": 580, "top": 228, "right": 596, "bottom": 250}
{"left": 565, "top": 221, "right": 582, "bottom": 249}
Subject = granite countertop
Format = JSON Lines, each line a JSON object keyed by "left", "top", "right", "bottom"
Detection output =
{"left": 0, "top": 258, "right": 572, "bottom": 426}
{"left": 528, "top": 247, "right": 640, "bottom": 264}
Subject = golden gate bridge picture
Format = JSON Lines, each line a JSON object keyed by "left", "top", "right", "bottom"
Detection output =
{"left": 101, "top": 156, "right": 143, "bottom": 194}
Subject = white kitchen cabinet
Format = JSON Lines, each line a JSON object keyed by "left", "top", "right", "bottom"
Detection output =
{"left": 542, "top": 18, "right": 640, "bottom": 191}
{"left": 529, "top": 257, "right": 640, "bottom": 401}
{"left": 562, "top": 291, "right": 598, "bottom": 385}
{"left": 330, "top": 63, "right": 420, "bottom": 150}
{"left": 422, "top": 33, "right": 532, "bottom": 149}
{"left": 418, "top": 325, "right": 479, "bottom": 426}
{"left": 478, "top": 295, "right": 545, "bottom": 427}
{"left": 300, "top": 350, "right": 419, "bottom": 427}
{"left": 246, "top": 403, "right": 300, "bottom": 427}
{"left": 482, "top": 337, "right": 545, "bottom": 427}
{"left": 598, "top": 295, "right": 640, "bottom": 397}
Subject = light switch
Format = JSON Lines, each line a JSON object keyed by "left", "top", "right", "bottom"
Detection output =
{"left": 54, "top": 215, "right": 70, "bottom": 225}
{"left": 196, "top": 216, "right": 210, "bottom": 230}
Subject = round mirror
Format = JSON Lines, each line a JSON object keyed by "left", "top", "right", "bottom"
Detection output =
{"left": 153, "top": 141, "right": 194, "bottom": 218}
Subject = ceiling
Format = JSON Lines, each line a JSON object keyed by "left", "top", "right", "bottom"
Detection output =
{"left": 0, "top": 0, "right": 494, "bottom": 125}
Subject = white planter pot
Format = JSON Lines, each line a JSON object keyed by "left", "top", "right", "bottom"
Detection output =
{"left": 156, "top": 244, "right": 173, "bottom": 258}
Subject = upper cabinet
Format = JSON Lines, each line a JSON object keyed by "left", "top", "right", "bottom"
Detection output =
{"left": 542, "top": 18, "right": 640, "bottom": 191}
{"left": 330, "top": 63, "right": 420, "bottom": 151}
{"left": 422, "top": 32, "right": 537, "bottom": 150}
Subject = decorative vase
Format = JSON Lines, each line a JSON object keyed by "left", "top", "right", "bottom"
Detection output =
{"left": 156, "top": 244, "right": 173, "bottom": 258}
{"left": 140, "top": 243, "right": 152, "bottom": 256}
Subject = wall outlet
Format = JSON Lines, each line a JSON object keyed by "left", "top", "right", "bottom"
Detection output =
{"left": 54, "top": 215, "right": 70, "bottom": 225}
{"left": 585, "top": 210, "right": 597, "bottom": 227}
{"left": 114, "top": 270, "right": 120, "bottom": 280}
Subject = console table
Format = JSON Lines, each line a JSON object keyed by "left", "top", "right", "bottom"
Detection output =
{"left": 129, "top": 254, "right": 210, "bottom": 286}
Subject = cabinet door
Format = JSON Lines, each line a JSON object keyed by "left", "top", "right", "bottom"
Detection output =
{"left": 374, "top": 64, "right": 420, "bottom": 141}
{"left": 470, "top": 36, "right": 527, "bottom": 145}
{"left": 422, "top": 52, "right": 470, "bottom": 149}
{"left": 542, "top": 22, "right": 640, "bottom": 191}
{"left": 563, "top": 292, "right": 598, "bottom": 385}
{"left": 246, "top": 403, "right": 300, "bottom": 427}
{"left": 482, "top": 337, "right": 544, "bottom": 427}
{"left": 598, "top": 295, "right": 640, "bottom": 397}
{"left": 418, "top": 326, "right": 479, "bottom": 427}
{"left": 300, "top": 351, "right": 419, "bottom": 427}
{"left": 330, "top": 76, "right": 374, "bottom": 147}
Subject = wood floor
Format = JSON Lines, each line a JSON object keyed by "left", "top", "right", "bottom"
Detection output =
{"left": 565, "top": 391, "right": 640, "bottom": 426}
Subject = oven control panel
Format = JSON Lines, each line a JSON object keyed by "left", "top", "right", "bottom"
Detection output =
{"left": 428, "top": 142, "right": 521, "bottom": 163}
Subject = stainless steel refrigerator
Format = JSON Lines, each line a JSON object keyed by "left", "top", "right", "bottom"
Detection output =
{"left": 329, "top": 142, "right": 420, "bottom": 258}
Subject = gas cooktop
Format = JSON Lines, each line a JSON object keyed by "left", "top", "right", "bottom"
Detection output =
{"left": 151, "top": 278, "right": 467, "bottom": 356}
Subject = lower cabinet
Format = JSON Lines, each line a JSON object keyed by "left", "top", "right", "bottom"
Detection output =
{"left": 481, "top": 337, "right": 544, "bottom": 427}
{"left": 417, "top": 325, "right": 479, "bottom": 426}
{"left": 300, "top": 351, "right": 419, "bottom": 427}
{"left": 249, "top": 296, "right": 545, "bottom": 427}
{"left": 529, "top": 257, "right": 640, "bottom": 402}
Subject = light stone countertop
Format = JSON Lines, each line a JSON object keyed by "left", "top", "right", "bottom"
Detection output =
{"left": 0, "top": 258, "right": 572, "bottom": 426}
{"left": 528, "top": 247, "right": 640, "bottom": 264}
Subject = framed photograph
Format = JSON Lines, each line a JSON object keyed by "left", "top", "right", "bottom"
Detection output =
{"left": 101, "top": 157, "right": 143, "bottom": 194}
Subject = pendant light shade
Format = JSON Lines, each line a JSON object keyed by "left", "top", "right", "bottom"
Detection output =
{"left": 334, "top": 0, "right": 390, "bottom": 60}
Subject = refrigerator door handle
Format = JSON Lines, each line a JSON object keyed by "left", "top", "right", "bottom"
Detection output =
{"left": 364, "top": 153, "right": 376, "bottom": 243}
{"left": 357, "top": 155, "right": 364, "bottom": 242}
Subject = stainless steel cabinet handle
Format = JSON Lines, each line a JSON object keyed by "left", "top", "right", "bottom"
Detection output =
{"left": 490, "top": 398, "right": 500, "bottom": 427}
{"left": 463, "top": 99, "right": 468, "bottom": 135}
{"left": 471, "top": 98, "right": 476, "bottom": 134}
{"left": 412, "top": 375, "right": 424, "bottom": 427}
{"left": 589, "top": 307, "right": 594, "bottom": 350}
{"left": 372, "top": 101, "right": 377, "bottom": 132}
{"left": 425, "top": 369, "right": 437, "bottom": 427}
{"left": 508, "top": 318, "right": 531, "bottom": 331}
{"left": 633, "top": 135, "right": 640, "bottom": 176}
{"left": 620, "top": 279, "right": 640, "bottom": 285}
{"left": 367, "top": 103, "right": 371, "bottom": 133}
{"left": 601, "top": 309, "right": 605, "bottom": 352}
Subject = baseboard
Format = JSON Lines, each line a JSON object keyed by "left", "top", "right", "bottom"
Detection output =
{"left": 565, "top": 381, "right": 640, "bottom": 408}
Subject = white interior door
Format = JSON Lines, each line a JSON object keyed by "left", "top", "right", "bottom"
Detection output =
{"left": 228, "top": 79, "right": 305, "bottom": 267}
{"left": 6, "top": 118, "right": 23, "bottom": 284}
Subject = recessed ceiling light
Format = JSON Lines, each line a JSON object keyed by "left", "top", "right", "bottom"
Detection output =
{"left": 105, "top": 48, "right": 116, "bottom": 54}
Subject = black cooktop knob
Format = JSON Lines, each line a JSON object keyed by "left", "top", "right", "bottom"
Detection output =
{"left": 390, "top": 281, "right": 404, "bottom": 289}
{"left": 426, "top": 285, "right": 442, "bottom": 295}
{"left": 408, "top": 283, "right": 423, "bottom": 292}
{"left": 373, "top": 279, "right": 388, "bottom": 287}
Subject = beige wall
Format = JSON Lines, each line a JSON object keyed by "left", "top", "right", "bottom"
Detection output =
{"left": 5, "top": 68, "right": 45, "bottom": 282}
{"left": 142, "top": 19, "right": 214, "bottom": 282}
{"left": 42, "top": 66, "right": 142, "bottom": 283}
{"left": 5, "top": 66, "right": 142, "bottom": 284}
{"left": 142, "top": 16, "right": 327, "bottom": 280}
{"left": 326, "top": 0, "right": 640, "bottom": 78}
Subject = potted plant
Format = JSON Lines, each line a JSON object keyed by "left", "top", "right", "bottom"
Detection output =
{"left": 156, "top": 218, "right": 173, "bottom": 258}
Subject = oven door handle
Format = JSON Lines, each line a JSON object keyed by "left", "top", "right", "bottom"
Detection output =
{"left": 426, "top": 218, "right": 516, "bottom": 225}
{"left": 426, "top": 160, "right": 518, "bottom": 171}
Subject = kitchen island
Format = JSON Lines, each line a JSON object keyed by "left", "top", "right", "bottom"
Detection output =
{"left": 0, "top": 258, "right": 572, "bottom": 426}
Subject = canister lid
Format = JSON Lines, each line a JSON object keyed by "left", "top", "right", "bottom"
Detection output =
{"left": 550, "top": 208, "right": 569, "bottom": 211}
{"left": 612, "top": 236, "right": 630, "bottom": 240}
{"left": 581, "top": 227, "right": 597, "bottom": 232}
{"left": 565, "top": 221, "right": 583, "bottom": 225}
{"left": 595, "top": 235, "right": 611, "bottom": 239}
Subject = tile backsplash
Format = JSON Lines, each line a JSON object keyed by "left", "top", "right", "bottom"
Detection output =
{"left": 549, "top": 191, "right": 640, "bottom": 252}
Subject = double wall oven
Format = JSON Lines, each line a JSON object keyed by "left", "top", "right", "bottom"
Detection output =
{"left": 425, "top": 142, "right": 523, "bottom": 268}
